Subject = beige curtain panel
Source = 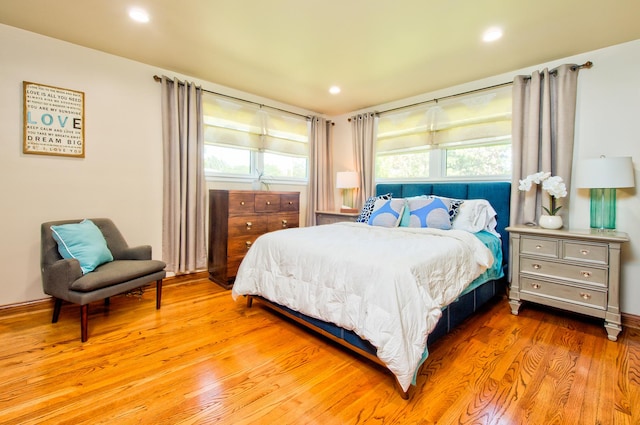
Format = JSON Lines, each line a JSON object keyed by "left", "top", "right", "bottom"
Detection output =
{"left": 160, "top": 76, "right": 207, "bottom": 274}
{"left": 511, "top": 64, "right": 580, "bottom": 227}
{"left": 351, "top": 113, "right": 378, "bottom": 208}
{"left": 307, "top": 117, "right": 334, "bottom": 226}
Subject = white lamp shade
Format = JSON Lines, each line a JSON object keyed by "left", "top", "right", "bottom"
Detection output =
{"left": 336, "top": 171, "right": 359, "bottom": 189}
{"left": 576, "top": 156, "right": 635, "bottom": 189}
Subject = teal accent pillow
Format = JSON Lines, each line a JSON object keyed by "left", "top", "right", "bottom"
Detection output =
{"left": 406, "top": 197, "right": 451, "bottom": 229}
{"left": 367, "top": 198, "right": 406, "bottom": 227}
{"left": 51, "top": 219, "right": 114, "bottom": 274}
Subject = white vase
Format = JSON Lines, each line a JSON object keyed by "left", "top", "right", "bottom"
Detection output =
{"left": 539, "top": 215, "right": 563, "bottom": 229}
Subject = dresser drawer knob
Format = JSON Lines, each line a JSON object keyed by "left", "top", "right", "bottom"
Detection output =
{"left": 581, "top": 271, "right": 592, "bottom": 278}
{"left": 288, "top": 201, "right": 293, "bottom": 205}
{"left": 240, "top": 201, "right": 245, "bottom": 206}
{"left": 246, "top": 221, "right": 252, "bottom": 229}
{"left": 245, "top": 241, "right": 252, "bottom": 249}
{"left": 535, "top": 244, "right": 543, "bottom": 249}
{"left": 532, "top": 263, "right": 541, "bottom": 270}
{"left": 281, "top": 220, "right": 288, "bottom": 228}
{"left": 531, "top": 283, "right": 541, "bottom": 289}
{"left": 266, "top": 201, "right": 271, "bottom": 205}
{"left": 580, "top": 292, "right": 592, "bottom": 300}
{"left": 580, "top": 249, "right": 589, "bottom": 255}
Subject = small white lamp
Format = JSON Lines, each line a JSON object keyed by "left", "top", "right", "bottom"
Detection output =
{"left": 336, "top": 171, "right": 359, "bottom": 213}
{"left": 576, "top": 156, "right": 635, "bottom": 230}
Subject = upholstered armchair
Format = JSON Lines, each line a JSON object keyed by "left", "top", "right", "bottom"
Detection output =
{"left": 41, "top": 218, "right": 166, "bottom": 342}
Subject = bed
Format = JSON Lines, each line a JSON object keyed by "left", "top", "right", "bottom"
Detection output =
{"left": 231, "top": 181, "right": 511, "bottom": 399}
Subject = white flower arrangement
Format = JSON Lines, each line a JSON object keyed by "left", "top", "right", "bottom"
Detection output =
{"left": 518, "top": 171, "right": 567, "bottom": 216}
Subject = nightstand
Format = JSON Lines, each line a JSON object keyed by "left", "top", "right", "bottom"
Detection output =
{"left": 506, "top": 225, "right": 629, "bottom": 341}
{"left": 315, "top": 210, "right": 360, "bottom": 225}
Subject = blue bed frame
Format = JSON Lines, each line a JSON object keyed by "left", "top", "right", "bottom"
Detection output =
{"left": 247, "top": 181, "right": 511, "bottom": 398}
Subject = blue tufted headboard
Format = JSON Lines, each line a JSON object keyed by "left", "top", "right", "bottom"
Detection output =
{"left": 376, "top": 181, "right": 511, "bottom": 265}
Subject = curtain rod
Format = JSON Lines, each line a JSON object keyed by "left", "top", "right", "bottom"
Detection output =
{"left": 522, "top": 60, "right": 593, "bottom": 80}
{"left": 153, "top": 75, "right": 312, "bottom": 120}
{"left": 373, "top": 81, "right": 513, "bottom": 117}
{"left": 362, "top": 60, "right": 593, "bottom": 119}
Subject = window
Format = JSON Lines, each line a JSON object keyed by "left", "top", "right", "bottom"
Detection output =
{"left": 202, "top": 93, "right": 309, "bottom": 182}
{"left": 376, "top": 85, "right": 512, "bottom": 180}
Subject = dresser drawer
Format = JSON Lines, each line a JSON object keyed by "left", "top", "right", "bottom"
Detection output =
{"left": 521, "top": 236, "right": 558, "bottom": 258}
{"left": 280, "top": 194, "right": 299, "bottom": 212}
{"left": 228, "top": 193, "right": 256, "bottom": 215}
{"left": 226, "top": 256, "right": 244, "bottom": 279}
{"left": 268, "top": 212, "right": 299, "bottom": 232}
{"left": 227, "top": 235, "right": 261, "bottom": 257}
{"left": 255, "top": 194, "right": 282, "bottom": 213}
{"left": 228, "top": 216, "right": 267, "bottom": 237}
{"left": 520, "top": 277, "right": 607, "bottom": 310}
{"left": 520, "top": 257, "right": 607, "bottom": 287}
{"left": 563, "top": 241, "right": 608, "bottom": 265}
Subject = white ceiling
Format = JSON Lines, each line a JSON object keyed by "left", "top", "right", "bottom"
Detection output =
{"left": 1, "top": 0, "right": 639, "bottom": 116}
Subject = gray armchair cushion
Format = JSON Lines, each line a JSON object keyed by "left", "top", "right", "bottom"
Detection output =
{"left": 69, "top": 259, "right": 166, "bottom": 292}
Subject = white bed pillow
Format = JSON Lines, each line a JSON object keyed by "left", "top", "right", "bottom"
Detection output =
{"left": 451, "top": 199, "right": 499, "bottom": 237}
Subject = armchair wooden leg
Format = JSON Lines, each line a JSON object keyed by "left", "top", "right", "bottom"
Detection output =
{"left": 156, "top": 279, "right": 162, "bottom": 310}
{"left": 52, "top": 298, "right": 62, "bottom": 323}
{"left": 81, "top": 304, "right": 89, "bottom": 342}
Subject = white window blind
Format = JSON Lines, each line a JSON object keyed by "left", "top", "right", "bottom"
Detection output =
{"left": 203, "top": 94, "right": 309, "bottom": 156}
{"left": 377, "top": 85, "right": 512, "bottom": 154}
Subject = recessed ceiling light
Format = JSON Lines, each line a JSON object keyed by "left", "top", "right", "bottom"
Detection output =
{"left": 129, "top": 7, "right": 150, "bottom": 23}
{"left": 329, "top": 86, "right": 341, "bottom": 95}
{"left": 482, "top": 27, "right": 503, "bottom": 42}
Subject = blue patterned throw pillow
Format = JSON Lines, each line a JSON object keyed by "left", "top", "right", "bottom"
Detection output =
{"left": 406, "top": 197, "right": 451, "bottom": 229}
{"left": 367, "top": 198, "right": 406, "bottom": 227}
{"left": 356, "top": 193, "right": 392, "bottom": 223}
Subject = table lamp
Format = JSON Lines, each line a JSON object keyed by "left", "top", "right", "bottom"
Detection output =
{"left": 336, "top": 171, "right": 359, "bottom": 213}
{"left": 576, "top": 156, "right": 635, "bottom": 230}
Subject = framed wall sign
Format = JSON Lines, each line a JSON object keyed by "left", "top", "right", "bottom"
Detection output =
{"left": 23, "top": 81, "right": 85, "bottom": 158}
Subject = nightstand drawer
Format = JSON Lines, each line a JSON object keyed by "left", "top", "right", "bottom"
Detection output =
{"left": 520, "top": 257, "right": 607, "bottom": 287}
{"left": 520, "top": 277, "right": 607, "bottom": 310}
{"left": 563, "top": 241, "right": 608, "bottom": 265}
{"left": 521, "top": 236, "right": 558, "bottom": 258}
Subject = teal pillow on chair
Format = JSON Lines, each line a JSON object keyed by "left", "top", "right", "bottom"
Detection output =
{"left": 51, "top": 219, "right": 114, "bottom": 274}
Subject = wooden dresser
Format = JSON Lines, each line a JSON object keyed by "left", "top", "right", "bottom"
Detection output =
{"left": 506, "top": 225, "right": 628, "bottom": 341}
{"left": 208, "top": 190, "right": 299, "bottom": 289}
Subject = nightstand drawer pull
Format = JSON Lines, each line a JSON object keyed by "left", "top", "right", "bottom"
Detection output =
{"left": 536, "top": 244, "right": 543, "bottom": 249}
{"left": 245, "top": 221, "right": 252, "bottom": 229}
{"left": 245, "top": 241, "right": 252, "bottom": 249}
{"left": 240, "top": 201, "right": 245, "bottom": 206}
{"left": 530, "top": 282, "right": 541, "bottom": 289}
{"left": 288, "top": 201, "right": 293, "bottom": 205}
{"left": 281, "top": 220, "right": 288, "bottom": 228}
{"left": 532, "top": 263, "right": 542, "bottom": 270}
{"left": 580, "top": 249, "right": 590, "bottom": 255}
{"left": 581, "top": 271, "right": 592, "bottom": 278}
{"left": 266, "top": 201, "right": 271, "bottom": 205}
{"left": 580, "top": 292, "right": 592, "bottom": 300}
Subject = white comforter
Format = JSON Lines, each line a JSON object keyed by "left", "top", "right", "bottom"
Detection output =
{"left": 232, "top": 222, "right": 494, "bottom": 392}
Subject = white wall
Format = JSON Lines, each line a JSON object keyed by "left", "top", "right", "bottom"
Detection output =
{"left": 0, "top": 24, "right": 312, "bottom": 306}
{"left": 331, "top": 39, "right": 640, "bottom": 315}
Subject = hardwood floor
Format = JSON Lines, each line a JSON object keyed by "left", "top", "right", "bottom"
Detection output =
{"left": 0, "top": 276, "right": 638, "bottom": 424}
